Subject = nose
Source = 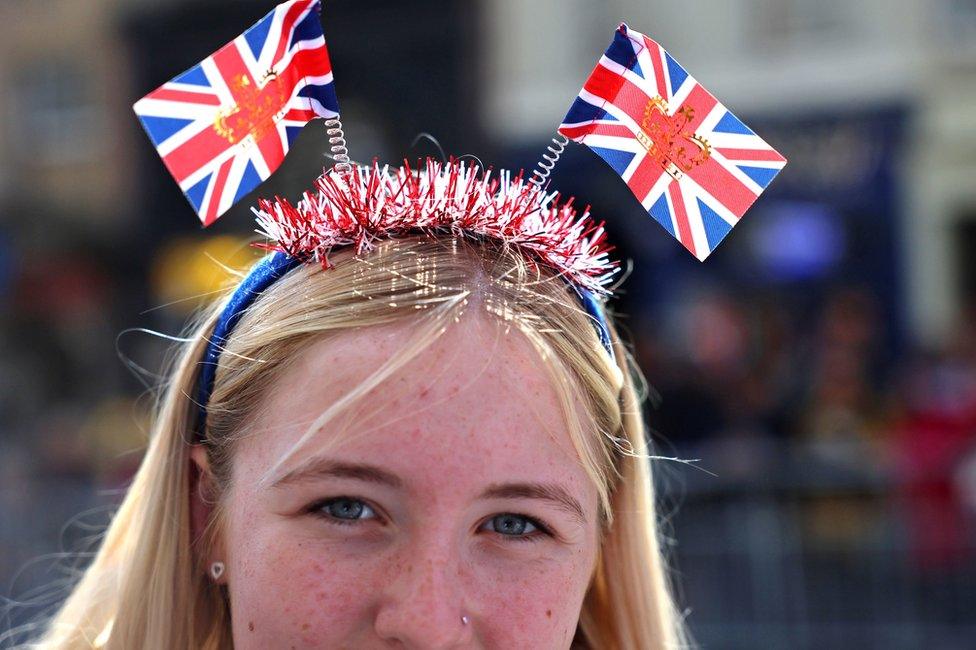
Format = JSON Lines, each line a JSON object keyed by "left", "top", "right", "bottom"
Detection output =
{"left": 373, "top": 537, "right": 473, "bottom": 648}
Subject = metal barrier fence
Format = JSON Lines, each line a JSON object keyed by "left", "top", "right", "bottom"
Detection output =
{"left": 661, "top": 440, "right": 976, "bottom": 650}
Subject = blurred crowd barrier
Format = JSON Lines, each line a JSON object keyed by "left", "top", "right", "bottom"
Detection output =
{"left": 638, "top": 288, "right": 976, "bottom": 648}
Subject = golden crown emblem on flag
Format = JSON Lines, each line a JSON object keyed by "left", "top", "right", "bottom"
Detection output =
{"left": 213, "top": 72, "right": 288, "bottom": 146}
{"left": 638, "top": 96, "right": 711, "bottom": 181}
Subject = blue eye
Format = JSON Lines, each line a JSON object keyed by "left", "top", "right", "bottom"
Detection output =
{"left": 311, "top": 497, "right": 377, "bottom": 525}
{"left": 307, "top": 498, "right": 553, "bottom": 543}
{"left": 482, "top": 513, "right": 552, "bottom": 543}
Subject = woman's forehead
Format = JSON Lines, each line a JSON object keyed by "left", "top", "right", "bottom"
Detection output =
{"left": 237, "top": 313, "right": 590, "bottom": 490}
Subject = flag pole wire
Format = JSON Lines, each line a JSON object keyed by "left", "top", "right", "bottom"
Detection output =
{"left": 324, "top": 116, "right": 352, "bottom": 176}
{"left": 528, "top": 131, "right": 570, "bottom": 190}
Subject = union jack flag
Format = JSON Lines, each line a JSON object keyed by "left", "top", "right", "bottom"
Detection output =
{"left": 133, "top": 0, "right": 339, "bottom": 226}
{"left": 559, "top": 23, "right": 786, "bottom": 261}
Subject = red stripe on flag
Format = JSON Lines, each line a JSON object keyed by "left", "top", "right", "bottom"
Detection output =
{"left": 203, "top": 157, "right": 234, "bottom": 226}
{"left": 283, "top": 108, "right": 318, "bottom": 122}
{"left": 667, "top": 182, "right": 697, "bottom": 258}
{"left": 625, "top": 154, "right": 667, "bottom": 206}
{"left": 272, "top": 0, "right": 317, "bottom": 67}
{"left": 675, "top": 84, "right": 718, "bottom": 133}
{"left": 557, "top": 124, "right": 592, "bottom": 140}
{"left": 560, "top": 122, "right": 639, "bottom": 141}
{"left": 687, "top": 157, "right": 758, "bottom": 218}
{"left": 212, "top": 42, "right": 255, "bottom": 87}
{"left": 163, "top": 126, "right": 234, "bottom": 183}
{"left": 715, "top": 147, "right": 787, "bottom": 163}
{"left": 147, "top": 87, "right": 221, "bottom": 106}
{"left": 584, "top": 64, "right": 656, "bottom": 130}
{"left": 584, "top": 63, "right": 627, "bottom": 109}
{"left": 646, "top": 40, "right": 669, "bottom": 98}
{"left": 279, "top": 48, "right": 332, "bottom": 85}
{"left": 256, "top": 127, "right": 285, "bottom": 173}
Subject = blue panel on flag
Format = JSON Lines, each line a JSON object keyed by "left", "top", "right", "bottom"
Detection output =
{"left": 648, "top": 193, "right": 676, "bottom": 238}
{"left": 665, "top": 52, "right": 688, "bottom": 94}
{"left": 285, "top": 125, "right": 303, "bottom": 147}
{"left": 245, "top": 11, "right": 274, "bottom": 60}
{"left": 698, "top": 198, "right": 733, "bottom": 251}
{"left": 713, "top": 111, "right": 755, "bottom": 135}
{"left": 298, "top": 83, "right": 339, "bottom": 114}
{"left": 737, "top": 165, "right": 779, "bottom": 189}
{"left": 563, "top": 98, "right": 617, "bottom": 126}
{"left": 590, "top": 146, "right": 635, "bottom": 177}
{"left": 233, "top": 161, "right": 263, "bottom": 205}
{"left": 606, "top": 31, "right": 643, "bottom": 78}
{"left": 185, "top": 172, "right": 212, "bottom": 213}
{"left": 290, "top": 10, "right": 323, "bottom": 49}
{"left": 139, "top": 115, "right": 193, "bottom": 146}
{"left": 173, "top": 64, "right": 210, "bottom": 88}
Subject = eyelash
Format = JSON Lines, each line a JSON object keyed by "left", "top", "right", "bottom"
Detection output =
{"left": 305, "top": 496, "right": 554, "bottom": 543}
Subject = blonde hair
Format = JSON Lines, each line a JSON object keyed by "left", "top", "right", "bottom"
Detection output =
{"left": 15, "top": 234, "right": 693, "bottom": 649}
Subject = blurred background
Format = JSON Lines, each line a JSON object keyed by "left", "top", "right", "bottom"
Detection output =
{"left": 1, "top": 0, "right": 975, "bottom": 648}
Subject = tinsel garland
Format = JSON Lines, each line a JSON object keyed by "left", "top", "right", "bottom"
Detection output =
{"left": 251, "top": 157, "right": 620, "bottom": 295}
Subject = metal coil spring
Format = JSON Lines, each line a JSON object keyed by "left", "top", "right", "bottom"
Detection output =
{"left": 529, "top": 132, "right": 569, "bottom": 189}
{"left": 324, "top": 117, "right": 352, "bottom": 175}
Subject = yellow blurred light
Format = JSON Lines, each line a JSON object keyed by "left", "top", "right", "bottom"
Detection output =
{"left": 150, "top": 236, "right": 264, "bottom": 314}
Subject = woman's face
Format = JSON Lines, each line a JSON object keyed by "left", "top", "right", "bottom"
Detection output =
{"left": 212, "top": 313, "right": 601, "bottom": 649}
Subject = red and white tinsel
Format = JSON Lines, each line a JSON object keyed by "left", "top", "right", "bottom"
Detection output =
{"left": 251, "top": 157, "right": 620, "bottom": 295}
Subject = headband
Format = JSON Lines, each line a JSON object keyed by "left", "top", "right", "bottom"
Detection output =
{"left": 194, "top": 249, "right": 613, "bottom": 439}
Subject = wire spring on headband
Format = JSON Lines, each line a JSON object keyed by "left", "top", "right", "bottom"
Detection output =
{"left": 324, "top": 117, "right": 352, "bottom": 175}
{"left": 528, "top": 132, "right": 569, "bottom": 190}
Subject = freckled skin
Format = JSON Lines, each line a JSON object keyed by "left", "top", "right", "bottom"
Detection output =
{"left": 213, "top": 313, "right": 600, "bottom": 649}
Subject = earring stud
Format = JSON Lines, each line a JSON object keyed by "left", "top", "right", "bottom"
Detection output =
{"left": 210, "top": 561, "right": 225, "bottom": 581}
{"left": 461, "top": 615, "right": 469, "bottom": 625}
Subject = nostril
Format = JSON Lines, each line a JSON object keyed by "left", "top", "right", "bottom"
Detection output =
{"left": 373, "top": 590, "right": 473, "bottom": 648}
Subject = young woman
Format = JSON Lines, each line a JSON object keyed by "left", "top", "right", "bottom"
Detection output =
{"left": 21, "top": 219, "right": 692, "bottom": 648}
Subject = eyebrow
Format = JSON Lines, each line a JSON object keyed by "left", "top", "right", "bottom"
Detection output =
{"left": 479, "top": 482, "right": 587, "bottom": 526}
{"left": 270, "top": 459, "right": 587, "bottom": 525}
{"left": 271, "top": 458, "right": 404, "bottom": 490}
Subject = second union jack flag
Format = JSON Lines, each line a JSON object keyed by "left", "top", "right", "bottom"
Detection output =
{"left": 133, "top": 0, "right": 339, "bottom": 226}
{"left": 559, "top": 23, "right": 787, "bottom": 261}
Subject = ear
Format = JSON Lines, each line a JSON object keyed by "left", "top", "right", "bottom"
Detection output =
{"left": 189, "top": 444, "right": 225, "bottom": 576}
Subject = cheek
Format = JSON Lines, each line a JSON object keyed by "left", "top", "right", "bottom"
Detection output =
{"left": 475, "top": 552, "right": 593, "bottom": 648}
{"left": 225, "top": 518, "right": 389, "bottom": 647}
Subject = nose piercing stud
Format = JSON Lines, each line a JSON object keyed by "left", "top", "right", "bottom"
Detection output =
{"left": 210, "top": 561, "right": 225, "bottom": 581}
{"left": 461, "top": 615, "right": 470, "bottom": 625}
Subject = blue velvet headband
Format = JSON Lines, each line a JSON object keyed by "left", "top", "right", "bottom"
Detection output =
{"left": 193, "top": 250, "right": 614, "bottom": 440}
